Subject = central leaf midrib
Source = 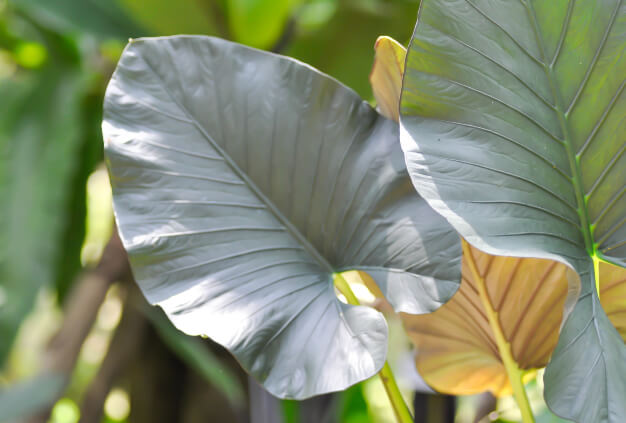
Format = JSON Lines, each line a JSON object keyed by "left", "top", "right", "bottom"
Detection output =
{"left": 196, "top": 91, "right": 337, "bottom": 274}
{"left": 522, "top": 1, "right": 595, "bottom": 259}
{"left": 135, "top": 40, "right": 336, "bottom": 275}
{"left": 521, "top": 9, "right": 618, "bottom": 416}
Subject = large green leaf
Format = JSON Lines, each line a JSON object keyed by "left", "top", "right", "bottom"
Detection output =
{"left": 399, "top": 1, "right": 625, "bottom": 422}
{"left": 103, "top": 35, "right": 461, "bottom": 399}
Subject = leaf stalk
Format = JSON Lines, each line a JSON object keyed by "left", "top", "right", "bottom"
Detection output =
{"left": 593, "top": 254, "right": 601, "bottom": 299}
{"left": 461, "top": 240, "right": 535, "bottom": 423}
{"left": 333, "top": 273, "right": 414, "bottom": 423}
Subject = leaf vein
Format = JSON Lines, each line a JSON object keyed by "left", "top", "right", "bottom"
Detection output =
{"left": 418, "top": 70, "right": 563, "bottom": 144}
{"left": 424, "top": 152, "right": 577, "bottom": 213}
{"left": 577, "top": 80, "right": 624, "bottom": 157}
{"left": 422, "top": 23, "right": 556, "bottom": 110}
{"left": 464, "top": 0, "right": 545, "bottom": 66}
{"left": 565, "top": 0, "right": 622, "bottom": 115}
{"left": 134, "top": 44, "right": 336, "bottom": 273}
{"left": 550, "top": 0, "right": 574, "bottom": 68}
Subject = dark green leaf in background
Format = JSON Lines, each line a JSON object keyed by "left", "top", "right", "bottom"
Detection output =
{"left": 117, "top": 0, "right": 216, "bottom": 37}
{"left": 399, "top": 1, "right": 626, "bottom": 422}
{"left": 227, "top": 0, "right": 293, "bottom": 48}
{"left": 0, "top": 372, "right": 65, "bottom": 421}
{"left": 287, "top": 1, "right": 420, "bottom": 99}
{"left": 9, "top": 0, "right": 143, "bottom": 39}
{"left": 0, "top": 38, "right": 89, "bottom": 364}
{"left": 53, "top": 90, "right": 106, "bottom": 302}
{"left": 103, "top": 35, "right": 461, "bottom": 399}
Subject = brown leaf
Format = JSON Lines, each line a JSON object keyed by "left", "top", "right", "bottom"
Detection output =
{"left": 402, "top": 243, "right": 571, "bottom": 396}
{"left": 369, "top": 36, "right": 406, "bottom": 122}
{"left": 599, "top": 260, "right": 626, "bottom": 342}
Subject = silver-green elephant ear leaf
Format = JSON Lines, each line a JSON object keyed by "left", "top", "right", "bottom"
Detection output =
{"left": 103, "top": 35, "right": 461, "bottom": 399}
{"left": 399, "top": 0, "right": 625, "bottom": 421}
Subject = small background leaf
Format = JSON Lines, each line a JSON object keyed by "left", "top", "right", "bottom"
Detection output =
{"left": 369, "top": 35, "right": 406, "bottom": 122}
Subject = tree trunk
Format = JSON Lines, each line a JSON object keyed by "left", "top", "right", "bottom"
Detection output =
{"left": 413, "top": 392, "right": 456, "bottom": 423}
{"left": 129, "top": 325, "right": 188, "bottom": 423}
{"left": 79, "top": 288, "right": 147, "bottom": 423}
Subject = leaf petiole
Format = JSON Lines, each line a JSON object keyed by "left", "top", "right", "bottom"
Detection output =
{"left": 461, "top": 240, "right": 535, "bottom": 423}
{"left": 593, "top": 254, "right": 601, "bottom": 300}
{"left": 333, "top": 273, "right": 414, "bottom": 423}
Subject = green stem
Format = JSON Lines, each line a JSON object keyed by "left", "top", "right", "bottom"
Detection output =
{"left": 333, "top": 273, "right": 414, "bottom": 423}
{"left": 461, "top": 241, "right": 535, "bottom": 423}
{"left": 593, "top": 254, "right": 601, "bottom": 299}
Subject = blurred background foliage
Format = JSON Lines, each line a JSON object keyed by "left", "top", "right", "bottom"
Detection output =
{"left": 0, "top": 1, "right": 568, "bottom": 422}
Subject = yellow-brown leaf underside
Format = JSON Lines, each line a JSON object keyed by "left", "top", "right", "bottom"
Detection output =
{"left": 402, "top": 245, "right": 570, "bottom": 396}
{"left": 369, "top": 36, "right": 406, "bottom": 122}
{"left": 600, "top": 261, "right": 626, "bottom": 341}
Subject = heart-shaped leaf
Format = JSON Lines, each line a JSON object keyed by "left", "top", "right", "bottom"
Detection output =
{"left": 103, "top": 35, "right": 461, "bottom": 399}
{"left": 399, "top": 1, "right": 626, "bottom": 421}
{"left": 403, "top": 243, "right": 576, "bottom": 397}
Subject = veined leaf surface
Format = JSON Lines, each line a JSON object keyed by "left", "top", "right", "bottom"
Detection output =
{"left": 399, "top": 1, "right": 626, "bottom": 421}
{"left": 103, "top": 35, "right": 461, "bottom": 399}
{"left": 403, "top": 244, "right": 574, "bottom": 397}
